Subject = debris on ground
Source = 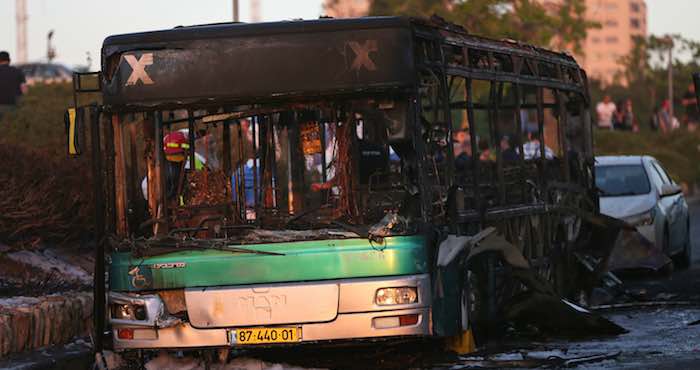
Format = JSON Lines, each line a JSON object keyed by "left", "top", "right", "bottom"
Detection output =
{"left": 453, "top": 350, "right": 621, "bottom": 368}
{"left": 506, "top": 293, "right": 628, "bottom": 337}
{"left": 0, "top": 336, "right": 92, "bottom": 370}
{"left": 0, "top": 244, "right": 92, "bottom": 297}
{"left": 142, "top": 351, "right": 327, "bottom": 370}
{"left": 0, "top": 143, "right": 93, "bottom": 248}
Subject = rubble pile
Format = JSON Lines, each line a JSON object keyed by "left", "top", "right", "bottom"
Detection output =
{"left": 0, "top": 292, "right": 93, "bottom": 358}
{"left": 0, "top": 142, "right": 93, "bottom": 247}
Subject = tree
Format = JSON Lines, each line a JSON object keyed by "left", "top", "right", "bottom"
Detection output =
{"left": 368, "top": 0, "right": 597, "bottom": 54}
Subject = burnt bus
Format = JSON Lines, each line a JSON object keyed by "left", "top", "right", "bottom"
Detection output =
{"left": 67, "top": 16, "right": 597, "bottom": 359}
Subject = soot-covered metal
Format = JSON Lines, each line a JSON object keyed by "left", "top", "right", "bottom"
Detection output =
{"left": 101, "top": 17, "right": 417, "bottom": 109}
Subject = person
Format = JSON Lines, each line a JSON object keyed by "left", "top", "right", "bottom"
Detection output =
{"left": 649, "top": 105, "right": 660, "bottom": 132}
{"left": 612, "top": 100, "right": 626, "bottom": 130}
{"left": 657, "top": 99, "right": 674, "bottom": 134}
{"left": 596, "top": 95, "right": 616, "bottom": 130}
{"left": 624, "top": 98, "right": 639, "bottom": 132}
{"left": 500, "top": 135, "right": 519, "bottom": 161}
{"left": 478, "top": 138, "right": 494, "bottom": 161}
{"left": 0, "top": 51, "right": 27, "bottom": 119}
{"left": 520, "top": 130, "right": 554, "bottom": 160}
{"left": 613, "top": 98, "right": 638, "bottom": 132}
{"left": 140, "top": 129, "right": 206, "bottom": 201}
{"left": 682, "top": 83, "right": 699, "bottom": 132}
{"left": 452, "top": 130, "right": 472, "bottom": 171}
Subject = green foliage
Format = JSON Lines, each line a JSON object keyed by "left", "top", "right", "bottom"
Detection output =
{"left": 1, "top": 83, "right": 74, "bottom": 154}
{"left": 369, "top": 0, "right": 598, "bottom": 52}
{"left": 595, "top": 130, "right": 700, "bottom": 185}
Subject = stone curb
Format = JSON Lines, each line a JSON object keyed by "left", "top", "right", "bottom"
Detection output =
{"left": 0, "top": 291, "right": 93, "bottom": 358}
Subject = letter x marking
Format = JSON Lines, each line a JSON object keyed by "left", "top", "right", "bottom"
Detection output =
{"left": 124, "top": 53, "right": 154, "bottom": 86}
{"left": 349, "top": 40, "right": 378, "bottom": 71}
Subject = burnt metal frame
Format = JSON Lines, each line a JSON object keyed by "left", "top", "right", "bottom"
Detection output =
{"left": 414, "top": 26, "right": 596, "bottom": 302}
{"left": 72, "top": 72, "right": 102, "bottom": 113}
{"left": 75, "top": 18, "right": 594, "bottom": 352}
{"left": 412, "top": 23, "right": 590, "bottom": 224}
{"left": 88, "top": 106, "right": 106, "bottom": 353}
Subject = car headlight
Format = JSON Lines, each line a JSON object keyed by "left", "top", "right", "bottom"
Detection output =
{"left": 111, "top": 303, "right": 147, "bottom": 321}
{"left": 624, "top": 208, "right": 656, "bottom": 226}
{"left": 375, "top": 287, "right": 418, "bottom": 305}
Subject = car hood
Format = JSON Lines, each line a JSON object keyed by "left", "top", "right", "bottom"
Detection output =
{"left": 599, "top": 192, "right": 656, "bottom": 219}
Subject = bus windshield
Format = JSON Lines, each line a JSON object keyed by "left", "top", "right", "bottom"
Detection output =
{"left": 120, "top": 97, "right": 417, "bottom": 243}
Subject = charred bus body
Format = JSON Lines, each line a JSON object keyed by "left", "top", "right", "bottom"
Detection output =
{"left": 70, "top": 16, "right": 599, "bottom": 356}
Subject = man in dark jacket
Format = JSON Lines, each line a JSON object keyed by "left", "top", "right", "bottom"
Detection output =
{"left": 0, "top": 51, "right": 27, "bottom": 119}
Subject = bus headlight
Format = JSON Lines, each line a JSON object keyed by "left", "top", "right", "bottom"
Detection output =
{"left": 375, "top": 287, "right": 418, "bottom": 305}
{"left": 111, "top": 303, "right": 147, "bottom": 321}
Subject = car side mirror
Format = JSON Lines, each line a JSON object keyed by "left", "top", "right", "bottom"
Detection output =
{"left": 660, "top": 183, "right": 682, "bottom": 197}
{"left": 64, "top": 108, "right": 83, "bottom": 156}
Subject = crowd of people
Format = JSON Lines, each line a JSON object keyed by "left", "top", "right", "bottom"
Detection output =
{"left": 452, "top": 128, "right": 555, "bottom": 170}
{"left": 596, "top": 84, "right": 700, "bottom": 133}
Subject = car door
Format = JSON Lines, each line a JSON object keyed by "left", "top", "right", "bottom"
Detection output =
{"left": 651, "top": 160, "right": 685, "bottom": 253}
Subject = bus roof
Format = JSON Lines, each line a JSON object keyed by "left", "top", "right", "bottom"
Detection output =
{"left": 100, "top": 16, "right": 585, "bottom": 110}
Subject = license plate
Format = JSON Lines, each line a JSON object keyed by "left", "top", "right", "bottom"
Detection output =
{"left": 229, "top": 327, "right": 301, "bottom": 345}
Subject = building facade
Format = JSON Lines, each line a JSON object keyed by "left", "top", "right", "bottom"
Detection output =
{"left": 322, "top": 0, "right": 370, "bottom": 18}
{"left": 538, "top": 0, "right": 647, "bottom": 85}
{"left": 579, "top": 0, "right": 647, "bottom": 85}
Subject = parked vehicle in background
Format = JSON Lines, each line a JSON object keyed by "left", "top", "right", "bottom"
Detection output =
{"left": 18, "top": 63, "right": 72, "bottom": 85}
{"left": 596, "top": 156, "right": 691, "bottom": 267}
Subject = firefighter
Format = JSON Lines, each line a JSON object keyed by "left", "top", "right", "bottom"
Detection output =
{"left": 141, "top": 129, "right": 205, "bottom": 201}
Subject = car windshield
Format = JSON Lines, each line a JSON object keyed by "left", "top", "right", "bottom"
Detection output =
{"left": 596, "top": 164, "right": 651, "bottom": 197}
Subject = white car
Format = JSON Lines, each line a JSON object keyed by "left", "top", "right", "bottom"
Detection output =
{"left": 18, "top": 63, "right": 73, "bottom": 86}
{"left": 595, "top": 155, "right": 691, "bottom": 267}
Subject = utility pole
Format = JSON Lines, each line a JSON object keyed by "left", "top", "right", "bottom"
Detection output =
{"left": 16, "top": 0, "right": 28, "bottom": 64}
{"left": 233, "top": 0, "right": 239, "bottom": 22}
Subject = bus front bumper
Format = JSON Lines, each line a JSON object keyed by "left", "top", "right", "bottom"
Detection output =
{"left": 112, "top": 307, "right": 431, "bottom": 349}
{"left": 110, "top": 274, "right": 433, "bottom": 350}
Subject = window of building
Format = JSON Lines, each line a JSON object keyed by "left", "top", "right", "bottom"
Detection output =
{"left": 605, "top": 20, "right": 618, "bottom": 27}
{"left": 630, "top": 2, "right": 640, "bottom": 13}
{"left": 631, "top": 18, "right": 640, "bottom": 29}
{"left": 592, "top": 36, "right": 601, "bottom": 43}
{"left": 605, "top": 36, "right": 619, "bottom": 43}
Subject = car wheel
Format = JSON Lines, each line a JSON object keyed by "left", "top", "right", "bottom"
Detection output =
{"left": 675, "top": 218, "right": 692, "bottom": 269}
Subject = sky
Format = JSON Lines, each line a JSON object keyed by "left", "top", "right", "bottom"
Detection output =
{"left": 1, "top": 0, "right": 699, "bottom": 68}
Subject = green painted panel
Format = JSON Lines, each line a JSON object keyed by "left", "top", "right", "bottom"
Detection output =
{"left": 110, "top": 236, "right": 428, "bottom": 291}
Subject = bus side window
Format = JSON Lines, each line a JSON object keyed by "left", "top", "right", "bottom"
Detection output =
{"left": 448, "top": 76, "right": 472, "bottom": 177}
{"left": 471, "top": 80, "right": 493, "bottom": 163}
{"left": 420, "top": 70, "right": 450, "bottom": 221}
{"left": 542, "top": 88, "right": 562, "bottom": 159}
